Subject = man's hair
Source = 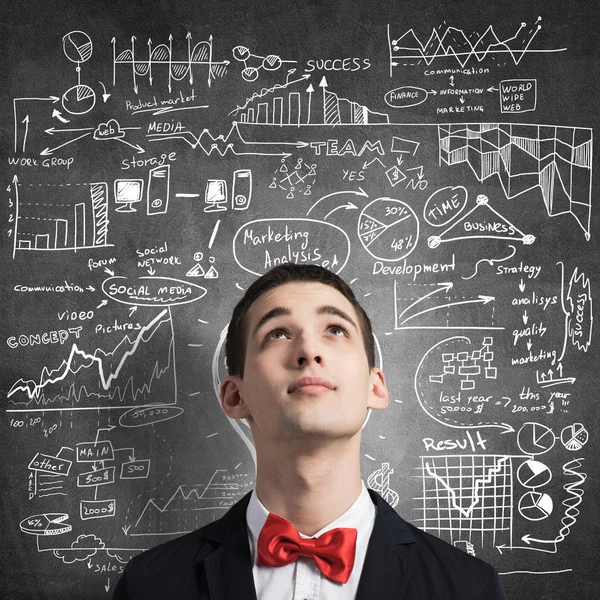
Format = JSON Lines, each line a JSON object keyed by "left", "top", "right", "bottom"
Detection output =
{"left": 225, "top": 264, "right": 376, "bottom": 378}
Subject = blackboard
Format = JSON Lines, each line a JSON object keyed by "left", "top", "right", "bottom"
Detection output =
{"left": 2, "top": 1, "right": 598, "bottom": 598}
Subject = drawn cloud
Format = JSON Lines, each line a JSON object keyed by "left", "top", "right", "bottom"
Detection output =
{"left": 53, "top": 534, "right": 105, "bottom": 564}
{"left": 94, "top": 119, "right": 125, "bottom": 140}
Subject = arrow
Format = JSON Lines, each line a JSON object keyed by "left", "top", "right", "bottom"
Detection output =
{"left": 406, "top": 165, "right": 424, "bottom": 179}
{"left": 129, "top": 306, "right": 137, "bottom": 316}
{"left": 400, "top": 295, "right": 494, "bottom": 325}
{"left": 487, "top": 86, "right": 499, "bottom": 92}
{"left": 527, "top": 339, "right": 532, "bottom": 351}
{"left": 131, "top": 36, "right": 138, "bottom": 94}
{"left": 87, "top": 559, "right": 93, "bottom": 569}
{"left": 362, "top": 157, "right": 386, "bottom": 170}
{"left": 306, "top": 83, "right": 314, "bottom": 125}
{"left": 86, "top": 285, "right": 95, "bottom": 292}
{"left": 319, "top": 76, "right": 328, "bottom": 121}
{"left": 427, "top": 89, "right": 437, "bottom": 96}
{"left": 396, "top": 156, "right": 404, "bottom": 166}
{"left": 522, "top": 310, "right": 528, "bottom": 325}
{"left": 115, "top": 138, "right": 145, "bottom": 153}
{"left": 99, "top": 81, "right": 111, "bottom": 102}
{"left": 121, "top": 525, "right": 131, "bottom": 536}
{"left": 324, "top": 202, "right": 358, "bottom": 220}
{"left": 449, "top": 76, "right": 455, "bottom": 87}
{"left": 52, "top": 109, "right": 69, "bottom": 123}
{"left": 459, "top": 96, "right": 465, "bottom": 104}
{"left": 104, "top": 268, "right": 115, "bottom": 276}
{"left": 397, "top": 282, "right": 453, "bottom": 324}
{"left": 45, "top": 126, "right": 94, "bottom": 135}
{"left": 21, "top": 115, "right": 30, "bottom": 153}
{"left": 95, "top": 425, "right": 117, "bottom": 443}
{"left": 147, "top": 266, "right": 156, "bottom": 275}
{"left": 519, "top": 278, "right": 526, "bottom": 292}
{"left": 13, "top": 96, "right": 60, "bottom": 152}
{"left": 307, "top": 187, "right": 368, "bottom": 215}
{"left": 97, "top": 299, "right": 108, "bottom": 309}
{"left": 40, "top": 132, "right": 92, "bottom": 155}
{"left": 187, "top": 32, "right": 193, "bottom": 85}
{"left": 105, "top": 578, "right": 110, "bottom": 593}
{"left": 557, "top": 362, "right": 563, "bottom": 377}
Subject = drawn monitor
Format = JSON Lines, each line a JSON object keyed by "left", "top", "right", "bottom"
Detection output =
{"left": 147, "top": 165, "right": 170, "bottom": 215}
{"left": 114, "top": 179, "right": 144, "bottom": 212}
{"left": 204, "top": 179, "right": 227, "bottom": 212}
{"left": 232, "top": 169, "right": 252, "bottom": 210}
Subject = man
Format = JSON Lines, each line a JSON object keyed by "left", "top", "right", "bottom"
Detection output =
{"left": 113, "top": 263, "right": 507, "bottom": 599}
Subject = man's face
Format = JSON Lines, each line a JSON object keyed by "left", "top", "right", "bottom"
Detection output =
{"left": 221, "top": 281, "right": 388, "bottom": 444}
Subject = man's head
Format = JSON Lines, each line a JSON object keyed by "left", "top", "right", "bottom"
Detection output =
{"left": 225, "top": 263, "right": 375, "bottom": 378}
{"left": 219, "top": 264, "right": 388, "bottom": 446}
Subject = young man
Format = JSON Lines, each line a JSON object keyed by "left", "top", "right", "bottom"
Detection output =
{"left": 113, "top": 264, "right": 507, "bottom": 599}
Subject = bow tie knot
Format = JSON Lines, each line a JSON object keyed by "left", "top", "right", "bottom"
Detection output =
{"left": 256, "top": 512, "right": 357, "bottom": 584}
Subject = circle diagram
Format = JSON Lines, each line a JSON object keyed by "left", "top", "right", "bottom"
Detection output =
{"left": 62, "top": 84, "right": 96, "bottom": 115}
{"left": 561, "top": 423, "right": 588, "bottom": 451}
{"left": 62, "top": 31, "right": 93, "bottom": 63}
{"left": 358, "top": 197, "right": 419, "bottom": 261}
{"left": 517, "top": 422, "right": 555, "bottom": 455}
{"left": 517, "top": 460, "right": 552, "bottom": 488}
{"left": 518, "top": 491, "right": 553, "bottom": 521}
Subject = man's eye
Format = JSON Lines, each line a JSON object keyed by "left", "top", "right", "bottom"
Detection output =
{"left": 329, "top": 324, "right": 349, "bottom": 336}
{"left": 264, "top": 328, "right": 286, "bottom": 341}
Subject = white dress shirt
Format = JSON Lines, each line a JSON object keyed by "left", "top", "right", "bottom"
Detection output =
{"left": 246, "top": 480, "right": 376, "bottom": 600}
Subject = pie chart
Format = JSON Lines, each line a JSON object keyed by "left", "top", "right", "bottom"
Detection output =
{"left": 517, "top": 460, "right": 552, "bottom": 488}
{"left": 20, "top": 513, "right": 72, "bottom": 536}
{"left": 357, "top": 197, "right": 419, "bottom": 261}
{"left": 517, "top": 422, "right": 555, "bottom": 455}
{"left": 519, "top": 491, "right": 553, "bottom": 521}
{"left": 561, "top": 423, "right": 588, "bottom": 451}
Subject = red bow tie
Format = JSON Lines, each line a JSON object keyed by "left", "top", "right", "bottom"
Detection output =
{"left": 256, "top": 513, "right": 358, "bottom": 584}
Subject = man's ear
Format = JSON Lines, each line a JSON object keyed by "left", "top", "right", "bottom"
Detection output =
{"left": 367, "top": 367, "right": 389, "bottom": 411}
{"left": 220, "top": 375, "right": 252, "bottom": 419}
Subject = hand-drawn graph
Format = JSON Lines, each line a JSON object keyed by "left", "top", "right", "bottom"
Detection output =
{"left": 112, "top": 34, "right": 229, "bottom": 92}
{"left": 61, "top": 31, "right": 96, "bottom": 115}
{"left": 130, "top": 469, "right": 253, "bottom": 535}
{"left": 438, "top": 123, "right": 593, "bottom": 239}
{"left": 416, "top": 454, "right": 514, "bottom": 548}
{"left": 232, "top": 76, "right": 389, "bottom": 125}
{"left": 12, "top": 177, "right": 111, "bottom": 259}
{"left": 7, "top": 309, "right": 177, "bottom": 413}
{"left": 387, "top": 18, "right": 566, "bottom": 73}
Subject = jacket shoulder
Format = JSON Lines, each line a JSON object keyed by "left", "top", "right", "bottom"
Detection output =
{"left": 403, "top": 520, "right": 502, "bottom": 597}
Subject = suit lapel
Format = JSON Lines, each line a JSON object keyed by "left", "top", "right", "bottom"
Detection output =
{"left": 202, "top": 491, "right": 258, "bottom": 600}
{"left": 200, "top": 488, "right": 416, "bottom": 600}
{"left": 355, "top": 490, "right": 417, "bottom": 600}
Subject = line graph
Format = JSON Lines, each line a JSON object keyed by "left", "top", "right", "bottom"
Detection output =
{"left": 7, "top": 309, "right": 177, "bottom": 412}
{"left": 415, "top": 454, "right": 516, "bottom": 548}
{"left": 388, "top": 18, "right": 566, "bottom": 73}
{"left": 439, "top": 123, "right": 593, "bottom": 239}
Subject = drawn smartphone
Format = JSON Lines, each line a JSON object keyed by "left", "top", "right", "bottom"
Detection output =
{"left": 232, "top": 169, "right": 252, "bottom": 210}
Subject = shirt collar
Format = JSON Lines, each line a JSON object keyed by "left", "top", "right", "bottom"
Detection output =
{"left": 246, "top": 479, "right": 374, "bottom": 545}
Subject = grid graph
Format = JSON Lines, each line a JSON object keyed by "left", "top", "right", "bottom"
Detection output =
{"left": 415, "top": 454, "right": 514, "bottom": 548}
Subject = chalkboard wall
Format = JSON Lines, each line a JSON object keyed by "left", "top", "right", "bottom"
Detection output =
{"left": 2, "top": 0, "right": 598, "bottom": 598}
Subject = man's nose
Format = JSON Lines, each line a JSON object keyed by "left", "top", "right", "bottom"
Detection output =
{"left": 294, "top": 334, "right": 324, "bottom": 366}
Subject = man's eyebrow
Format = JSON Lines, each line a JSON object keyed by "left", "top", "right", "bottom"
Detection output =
{"left": 251, "top": 304, "right": 359, "bottom": 340}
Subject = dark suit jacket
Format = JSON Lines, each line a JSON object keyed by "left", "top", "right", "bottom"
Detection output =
{"left": 113, "top": 488, "right": 507, "bottom": 599}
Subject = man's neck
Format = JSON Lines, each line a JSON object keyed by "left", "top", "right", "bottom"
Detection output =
{"left": 253, "top": 435, "right": 363, "bottom": 536}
